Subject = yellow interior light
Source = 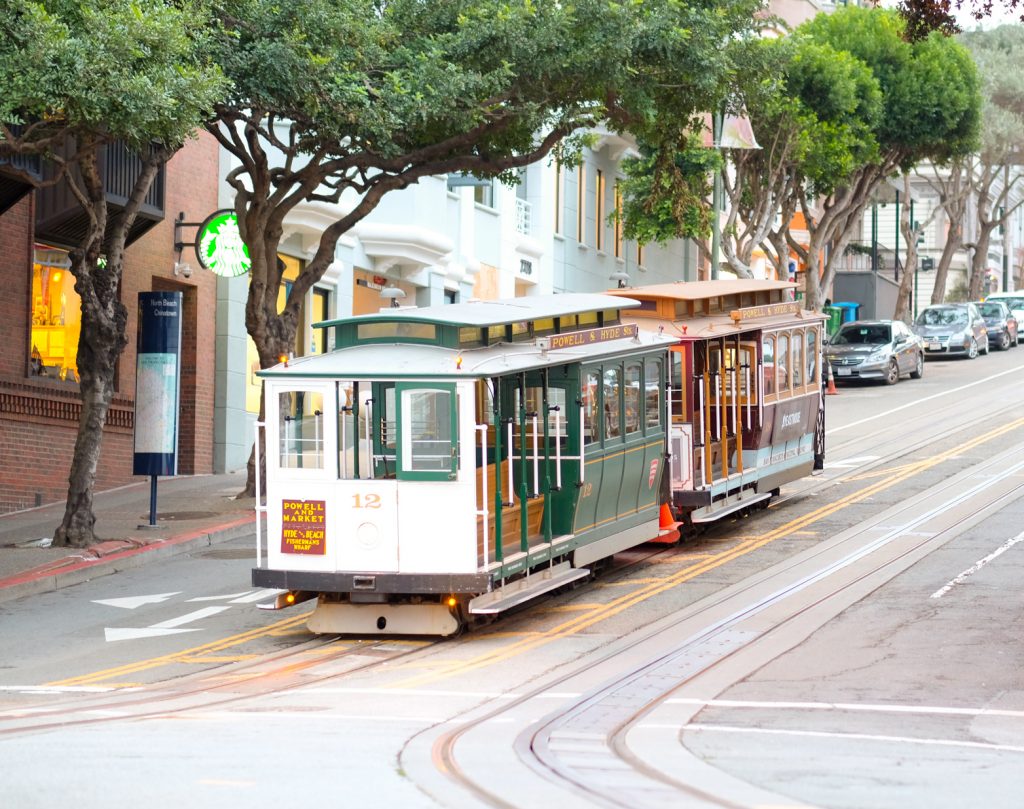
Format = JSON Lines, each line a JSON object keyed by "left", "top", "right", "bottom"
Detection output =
{"left": 53, "top": 271, "right": 63, "bottom": 283}
{"left": 446, "top": 596, "right": 457, "bottom": 608}
{"left": 285, "top": 592, "right": 296, "bottom": 605}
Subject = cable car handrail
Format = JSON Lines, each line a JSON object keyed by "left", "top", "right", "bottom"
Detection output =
{"left": 531, "top": 411, "right": 539, "bottom": 498}
{"left": 551, "top": 404, "right": 562, "bottom": 491}
{"left": 254, "top": 420, "right": 266, "bottom": 569}
{"left": 475, "top": 424, "right": 490, "bottom": 567}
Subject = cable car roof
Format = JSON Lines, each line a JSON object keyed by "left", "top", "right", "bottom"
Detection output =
{"left": 258, "top": 325, "right": 676, "bottom": 381}
{"left": 604, "top": 279, "right": 796, "bottom": 301}
{"left": 314, "top": 292, "right": 638, "bottom": 329}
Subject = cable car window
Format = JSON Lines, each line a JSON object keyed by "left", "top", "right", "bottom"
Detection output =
{"left": 601, "top": 309, "right": 620, "bottom": 326}
{"left": 487, "top": 324, "right": 507, "bottom": 344}
{"left": 279, "top": 391, "right": 324, "bottom": 469}
{"left": 806, "top": 329, "right": 818, "bottom": 386}
{"left": 645, "top": 358, "right": 662, "bottom": 429}
{"left": 604, "top": 367, "right": 622, "bottom": 439}
{"left": 578, "top": 311, "right": 598, "bottom": 327}
{"left": 763, "top": 336, "right": 776, "bottom": 397}
{"left": 357, "top": 322, "right": 436, "bottom": 342}
{"left": 583, "top": 371, "right": 600, "bottom": 445}
{"left": 670, "top": 350, "right": 685, "bottom": 422}
{"left": 534, "top": 318, "right": 555, "bottom": 336}
{"left": 398, "top": 385, "right": 457, "bottom": 479}
{"left": 459, "top": 327, "right": 484, "bottom": 347}
{"left": 625, "top": 363, "right": 641, "bottom": 433}
{"left": 516, "top": 385, "right": 569, "bottom": 447}
{"left": 777, "top": 333, "right": 790, "bottom": 392}
{"left": 792, "top": 331, "right": 803, "bottom": 388}
{"left": 337, "top": 383, "right": 365, "bottom": 480}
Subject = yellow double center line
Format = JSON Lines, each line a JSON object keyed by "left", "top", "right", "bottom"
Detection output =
{"left": 50, "top": 416, "right": 1024, "bottom": 689}
{"left": 388, "top": 416, "right": 1024, "bottom": 687}
{"left": 49, "top": 612, "right": 311, "bottom": 687}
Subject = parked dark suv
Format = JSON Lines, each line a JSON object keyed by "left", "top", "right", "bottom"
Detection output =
{"left": 825, "top": 320, "right": 925, "bottom": 385}
{"left": 913, "top": 303, "right": 989, "bottom": 359}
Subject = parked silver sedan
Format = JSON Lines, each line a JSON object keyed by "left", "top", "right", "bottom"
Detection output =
{"left": 913, "top": 303, "right": 989, "bottom": 358}
{"left": 825, "top": 320, "right": 925, "bottom": 385}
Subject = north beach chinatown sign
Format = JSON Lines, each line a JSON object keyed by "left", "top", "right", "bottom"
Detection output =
{"left": 195, "top": 209, "right": 252, "bottom": 277}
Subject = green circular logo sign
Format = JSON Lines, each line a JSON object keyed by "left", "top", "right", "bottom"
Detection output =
{"left": 195, "top": 210, "right": 251, "bottom": 277}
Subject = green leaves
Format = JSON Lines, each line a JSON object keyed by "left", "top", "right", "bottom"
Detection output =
{"left": 0, "top": 0, "right": 226, "bottom": 153}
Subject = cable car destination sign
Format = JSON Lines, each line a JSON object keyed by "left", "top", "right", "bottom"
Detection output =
{"left": 195, "top": 209, "right": 252, "bottom": 277}
{"left": 538, "top": 323, "right": 638, "bottom": 351}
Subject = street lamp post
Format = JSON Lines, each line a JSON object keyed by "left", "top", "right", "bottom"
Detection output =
{"left": 710, "top": 111, "right": 723, "bottom": 281}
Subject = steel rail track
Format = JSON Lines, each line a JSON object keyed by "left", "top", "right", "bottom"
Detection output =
{"left": 0, "top": 634, "right": 439, "bottom": 739}
{"left": 425, "top": 434, "right": 1024, "bottom": 808}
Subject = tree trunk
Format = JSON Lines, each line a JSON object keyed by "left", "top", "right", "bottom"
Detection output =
{"left": 931, "top": 220, "right": 961, "bottom": 304}
{"left": 969, "top": 224, "right": 996, "bottom": 301}
{"left": 53, "top": 270, "right": 127, "bottom": 547}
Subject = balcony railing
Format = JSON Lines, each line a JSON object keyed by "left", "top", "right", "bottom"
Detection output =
{"left": 34, "top": 140, "right": 165, "bottom": 248}
{"left": 515, "top": 198, "right": 532, "bottom": 235}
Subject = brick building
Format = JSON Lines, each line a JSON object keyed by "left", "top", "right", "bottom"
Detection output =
{"left": 0, "top": 134, "right": 220, "bottom": 514}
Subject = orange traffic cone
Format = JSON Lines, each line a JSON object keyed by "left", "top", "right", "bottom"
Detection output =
{"left": 659, "top": 503, "right": 680, "bottom": 529}
{"left": 825, "top": 362, "right": 838, "bottom": 395}
{"left": 649, "top": 502, "right": 682, "bottom": 544}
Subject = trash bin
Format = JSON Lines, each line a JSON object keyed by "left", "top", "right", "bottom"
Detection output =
{"left": 834, "top": 302, "right": 861, "bottom": 324}
{"left": 823, "top": 305, "right": 843, "bottom": 336}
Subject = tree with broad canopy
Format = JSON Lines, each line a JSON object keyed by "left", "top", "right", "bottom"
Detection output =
{"left": 0, "top": 0, "right": 226, "bottom": 547}
{"left": 205, "top": 0, "right": 762, "bottom": 495}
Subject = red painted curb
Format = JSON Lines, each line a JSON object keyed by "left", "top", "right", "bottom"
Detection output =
{"left": 0, "top": 513, "right": 255, "bottom": 591}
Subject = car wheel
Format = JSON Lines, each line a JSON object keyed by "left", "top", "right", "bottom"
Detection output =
{"left": 884, "top": 358, "right": 900, "bottom": 385}
{"left": 968, "top": 338, "right": 979, "bottom": 359}
{"left": 1000, "top": 332, "right": 1011, "bottom": 350}
{"left": 910, "top": 353, "right": 924, "bottom": 379}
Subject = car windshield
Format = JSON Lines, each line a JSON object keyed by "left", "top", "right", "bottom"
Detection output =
{"left": 832, "top": 325, "right": 891, "bottom": 345}
{"left": 917, "top": 308, "right": 967, "bottom": 327}
{"left": 991, "top": 297, "right": 1024, "bottom": 311}
{"left": 979, "top": 304, "right": 1006, "bottom": 319}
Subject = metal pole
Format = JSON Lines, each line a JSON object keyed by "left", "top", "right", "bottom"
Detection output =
{"left": 147, "top": 474, "right": 157, "bottom": 526}
{"left": 894, "top": 190, "right": 900, "bottom": 283}
{"left": 710, "top": 111, "right": 723, "bottom": 281}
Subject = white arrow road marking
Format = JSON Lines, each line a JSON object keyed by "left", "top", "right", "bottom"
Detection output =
{"left": 187, "top": 591, "right": 253, "bottom": 602}
{"left": 104, "top": 606, "right": 231, "bottom": 642}
{"left": 93, "top": 592, "right": 181, "bottom": 610}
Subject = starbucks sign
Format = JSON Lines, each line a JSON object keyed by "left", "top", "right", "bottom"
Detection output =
{"left": 195, "top": 209, "right": 251, "bottom": 277}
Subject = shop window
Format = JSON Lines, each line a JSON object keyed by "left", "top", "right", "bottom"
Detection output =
{"left": 279, "top": 390, "right": 324, "bottom": 469}
{"left": 309, "top": 288, "right": 331, "bottom": 354}
{"left": 474, "top": 180, "right": 495, "bottom": 208}
{"left": 29, "top": 245, "right": 81, "bottom": 384}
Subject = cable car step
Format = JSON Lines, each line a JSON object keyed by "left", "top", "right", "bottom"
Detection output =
{"left": 468, "top": 562, "right": 590, "bottom": 615}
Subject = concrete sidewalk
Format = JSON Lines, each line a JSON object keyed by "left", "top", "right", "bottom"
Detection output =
{"left": 0, "top": 472, "right": 256, "bottom": 605}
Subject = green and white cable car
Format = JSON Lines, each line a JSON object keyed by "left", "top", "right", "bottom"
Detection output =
{"left": 253, "top": 293, "right": 676, "bottom": 636}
